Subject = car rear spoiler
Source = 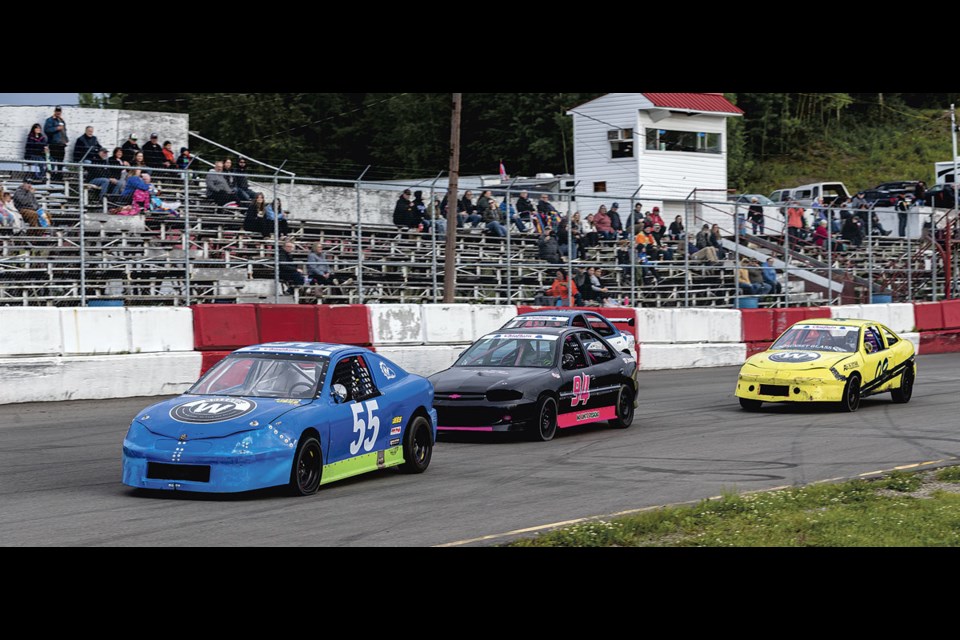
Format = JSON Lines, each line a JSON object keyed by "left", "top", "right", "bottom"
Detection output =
{"left": 607, "top": 317, "right": 636, "bottom": 327}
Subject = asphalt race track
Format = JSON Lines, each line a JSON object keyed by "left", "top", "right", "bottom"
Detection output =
{"left": 1, "top": 353, "right": 958, "bottom": 547}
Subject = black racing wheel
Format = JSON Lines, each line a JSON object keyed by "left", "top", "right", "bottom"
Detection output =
{"left": 609, "top": 383, "right": 635, "bottom": 428}
{"left": 289, "top": 436, "right": 323, "bottom": 496}
{"left": 839, "top": 373, "right": 861, "bottom": 412}
{"left": 891, "top": 365, "right": 914, "bottom": 404}
{"left": 399, "top": 415, "right": 433, "bottom": 473}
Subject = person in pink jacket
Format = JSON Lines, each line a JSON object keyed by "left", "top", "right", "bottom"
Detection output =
{"left": 594, "top": 204, "right": 615, "bottom": 240}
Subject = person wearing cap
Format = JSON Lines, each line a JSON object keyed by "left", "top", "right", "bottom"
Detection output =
{"left": 176, "top": 147, "right": 194, "bottom": 171}
{"left": 851, "top": 191, "right": 867, "bottom": 210}
{"left": 141, "top": 133, "right": 165, "bottom": 170}
{"left": 232, "top": 157, "right": 255, "bottom": 202}
{"left": 608, "top": 202, "right": 624, "bottom": 238}
{"left": 162, "top": 141, "right": 177, "bottom": 170}
{"left": 122, "top": 134, "right": 141, "bottom": 164}
{"left": 515, "top": 190, "right": 535, "bottom": 230}
{"left": 647, "top": 206, "right": 665, "bottom": 229}
{"left": 393, "top": 188, "right": 415, "bottom": 227}
{"left": 72, "top": 126, "right": 101, "bottom": 163}
{"left": 747, "top": 197, "right": 765, "bottom": 235}
{"left": 43, "top": 106, "right": 67, "bottom": 180}
{"left": 85, "top": 147, "right": 113, "bottom": 202}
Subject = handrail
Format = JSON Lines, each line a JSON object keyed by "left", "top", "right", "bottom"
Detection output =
{"left": 188, "top": 131, "right": 295, "bottom": 177}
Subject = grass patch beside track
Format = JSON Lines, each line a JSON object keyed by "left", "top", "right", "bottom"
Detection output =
{"left": 509, "top": 468, "right": 960, "bottom": 547}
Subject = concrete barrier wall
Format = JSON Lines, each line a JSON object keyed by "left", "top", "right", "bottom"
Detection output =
{"left": 374, "top": 345, "right": 462, "bottom": 377}
{"left": 0, "top": 352, "right": 202, "bottom": 405}
{"left": 472, "top": 305, "right": 518, "bottom": 340}
{"left": 639, "top": 343, "right": 747, "bottom": 370}
{"left": 128, "top": 307, "right": 195, "bottom": 353}
{"left": 368, "top": 304, "right": 425, "bottom": 345}
{"left": 421, "top": 304, "right": 473, "bottom": 344}
{"left": 0, "top": 308, "right": 63, "bottom": 356}
{"left": 61, "top": 308, "right": 130, "bottom": 355}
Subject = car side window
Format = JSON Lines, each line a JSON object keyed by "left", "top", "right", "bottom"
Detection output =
{"left": 331, "top": 355, "right": 380, "bottom": 403}
{"left": 571, "top": 315, "right": 588, "bottom": 328}
{"left": 864, "top": 327, "right": 884, "bottom": 353}
{"left": 562, "top": 335, "right": 588, "bottom": 369}
{"left": 881, "top": 327, "right": 899, "bottom": 347}
{"left": 587, "top": 314, "right": 615, "bottom": 337}
{"left": 578, "top": 332, "right": 616, "bottom": 364}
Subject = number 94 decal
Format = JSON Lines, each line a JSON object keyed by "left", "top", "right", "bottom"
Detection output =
{"left": 350, "top": 400, "right": 380, "bottom": 455}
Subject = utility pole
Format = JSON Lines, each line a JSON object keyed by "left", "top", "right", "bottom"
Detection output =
{"left": 443, "top": 93, "right": 462, "bottom": 303}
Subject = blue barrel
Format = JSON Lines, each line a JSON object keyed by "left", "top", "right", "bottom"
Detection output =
{"left": 88, "top": 299, "right": 125, "bottom": 307}
{"left": 736, "top": 296, "right": 759, "bottom": 309}
{"left": 870, "top": 295, "right": 893, "bottom": 304}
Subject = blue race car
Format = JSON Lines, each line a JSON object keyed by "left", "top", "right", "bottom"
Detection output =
{"left": 122, "top": 342, "right": 437, "bottom": 496}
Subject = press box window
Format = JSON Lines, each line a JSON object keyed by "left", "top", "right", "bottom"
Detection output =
{"left": 607, "top": 128, "right": 634, "bottom": 159}
{"left": 593, "top": 181, "right": 607, "bottom": 193}
{"left": 645, "top": 128, "right": 722, "bottom": 154}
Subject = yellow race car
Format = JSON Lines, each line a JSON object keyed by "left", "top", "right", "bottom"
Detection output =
{"left": 735, "top": 318, "right": 916, "bottom": 412}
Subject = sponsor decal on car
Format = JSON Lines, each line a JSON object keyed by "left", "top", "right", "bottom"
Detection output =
{"left": 170, "top": 398, "right": 257, "bottom": 424}
{"left": 768, "top": 352, "right": 821, "bottom": 363}
{"left": 379, "top": 361, "right": 397, "bottom": 380}
{"left": 390, "top": 426, "right": 402, "bottom": 436}
{"left": 275, "top": 398, "right": 301, "bottom": 406}
{"left": 622, "top": 356, "right": 636, "bottom": 364}
{"left": 391, "top": 416, "right": 403, "bottom": 424}
{"left": 390, "top": 438, "right": 400, "bottom": 446}
{"left": 843, "top": 362, "right": 858, "bottom": 371}
{"left": 486, "top": 333, "right": 560, "bottom": 341}
{"left": 551, "top": 372, "right": 561, "bottom": 379}
{"left": 576, "top": 410, "right": 601, "bottom": 422}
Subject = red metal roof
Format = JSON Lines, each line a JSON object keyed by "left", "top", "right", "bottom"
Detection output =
{"left": 642, "top": 93, "right": 744, "bottom": 115}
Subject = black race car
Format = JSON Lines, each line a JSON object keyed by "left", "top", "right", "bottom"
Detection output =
{"left": 428, "top": 327, "right": 638, "bottom": 441}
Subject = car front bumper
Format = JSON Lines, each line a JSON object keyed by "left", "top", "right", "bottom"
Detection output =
{"left": 735, "top": 372, "right": 844, "bottom": 403}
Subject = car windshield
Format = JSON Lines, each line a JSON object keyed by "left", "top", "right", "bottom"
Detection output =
{"left": 771, "top": 324, "right": 860, "bottom": 353}
{"left": 189, "top": 354, "right": 329, "bottom": 399}
{"left": 503, "top": 316, "right": 570, "bottom": 329}
{"left": 455, "top": 334, "right": 559, "bottom": 368}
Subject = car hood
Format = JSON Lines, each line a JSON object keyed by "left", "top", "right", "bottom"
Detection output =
{"left": 428, "top": 367, "right": 548, "bottom": 394}
{"left": 133, "top": 395, "right": 313, "bottom": 439}
{"left": 744, "top": 350, "right": 856, "bottom": 371}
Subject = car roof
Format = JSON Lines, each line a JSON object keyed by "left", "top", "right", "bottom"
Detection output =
{"left": 517, "top": 310, "right": 602, "bottom": 319}
{"left": 484, "top": 326, "right": 582, "bottom": 337}
{"left": 234, "top": 342, "right": 362, "bottom": 357}
{"left": 789, "top": 318, "right": 880, "bottom": 328}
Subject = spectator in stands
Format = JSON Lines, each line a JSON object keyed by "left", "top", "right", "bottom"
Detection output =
{"left": 636, "top": 245, "right": 660, "bottom": 285}
{"left": 557, "top": 217, "right": 579, "bottom": 259}
{"left": 582, "top": 213, "right": 599, "bottom": 249}
{"left": 607, "top": 203, "right": 624, "bottom": 238}
{"left": 477, "top": 190, "right": 495, "bottom": 218}
{"left": 393, "top": 188, "right": 415, "bottom": 227}
{"left": 683, "top": 233, "right": 720, "bottom": 264}
{"left": 537, "top": 194, "right": 561, "bottom": 231}
{"left": 222, "top": 158, "right": 236, "bottom": 192}
{"left": 646, "top": 224, "right": 674, "bottom": 261}
{"left": 265, "top": 197, "right": 290, "bottom": 237}
{"left": 785, "top": 200, "right": 807, "bottom": 242}
{"left": 13, "top": 181, "right": 52, "bottom": 229}
{"left": 669, "top": 215, "right": 684, "bottom": 241}
{"left": 24, "top": 123, "right": 48, "bottom": 182}
{"left": 142, "top": 133, "right": 165, "bottom": 169}
{"left": 131, "top": 151, "right": 147, "bottom": 169}
{"left": 0, "top": 188, "right": 25, "bottom": 233}
{"left": 538, "top": 230, "right": 561, "bottom": 263}
{"left": 72, "top": 126, "right": 101, "bottom": 163}
{"left": 121, "top": 133, "right": 141, "bottom": 164}
{"left": 709, "top": 223, "right": 727, "bottom": 258}
{"left": 516, "top": 190, "right": 535, "bottom": 229}
{"left": 459, "top": 190, "right": 480, "bottom": 228}
{"left": 176, "top": 147, "right": 194, "bottom": 171}
{"left": 547, "top": 268, "right": 582, "bottom": 307}
{"left": 747, "top": 197, "right": 765, "bottom": 235}
{"left": 615, "top": 239, "right": 632, "bottom": 282}
{"left": 43, "top": 106, "right": 67, "bottom": 180}
{"left": 813, "top": 219, "right": 830, "bottom": 247}
{"left": 647, "top": 206, "right": 665, "bottom": 230}
{"left": 308, "top": 242, "right": 338, "bottom": 293}
{"left": 762, "top": 258, "right": 782, "bottom": 294}
{"left": 869, "top": 209, "right": 891, "bottom": 237}
{"left": 86, "top": 147, "right": 113, "bottom": 202}
{"left": 585, "top": 267, "right": 609, "bottom": 304}
{"left": 841, "top": 214, "right": 863, "bottom": 248}
{"left": 851, "top": 191, "right": 867, "bottom": 210}
{"left": 244, "top": 192, "right": 269, "bottom": 235}
{"left": 109, "top": 147, "right": 130, "bottom": 194}
{"left": 278, "top": 240, "right": 306, "bottom": 294}
{"left": 116, "top": 170, "right": 151, "bottom": 215}
{"left": 594, "top": 204, "right": 614, "bottom": 241}
{"left": 625, "top": 203, "right": 644, "bottom": 234}
{"left": 634, "top": 225, "right": 654, "bottom": 251}
{"left": 738, "top": 260, "right": 756, "bottom": 295}
{"left": 205, "top": 160, "right": 238, "bottom": 206}
{"left": 233, "top": 157, "right": 255, "bottom": 202}
{"left": 428, "top": 197, "right": 447, "bottom": 235}
{"left": 695, "top": 224, "right": 711, "bottom": 250}
{"left": 162, "top": 141, "right": 177, "bottom": 172}
{"left": 651, "top": 222, "right": 665, "bottom": 244}
{"left": 914, "top": 181, "right": 927, "bottom": 207}
{"left": 747, "top": 259, "right": 772, "bottom": 295}
{"left": 411, "top": 190, "right": 431, "bottom": 232}
{"left": 895, "top": 194, "right": 909, "bottom": 237}
{"left": 497, "top": 198, "right": 526, "bottom": 234}
{"left": 481, "top": 196, "right": 507, "bottom": 237}
{"left": 147, "top": 183, "right": 181, "bottom": 216}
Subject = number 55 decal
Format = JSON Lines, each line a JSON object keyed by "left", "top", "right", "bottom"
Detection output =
{"left": 349, "top": 400, "right": 380, "bottom": 455}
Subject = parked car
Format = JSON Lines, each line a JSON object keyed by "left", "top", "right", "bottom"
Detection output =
{"left": 874, "top": 181, "right": 919, "bottom": 199}
{"left": 768, "top": 189, "right": 792, "bottom": 204}
{"left": 925, "top": 183, "right": 956, "bottom": 208}
{"left": 790, "top": 182, "right": 851, "bottom": 206}
{"left": 728, "top": 194, "right": 776, "bottom": 206}
{"left": 861, "top": 189, "right": 899, "bottom": 208}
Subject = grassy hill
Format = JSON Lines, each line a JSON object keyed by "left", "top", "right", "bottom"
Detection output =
{"left": 737, "top": 109, "right": 953, "bottom": 196}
